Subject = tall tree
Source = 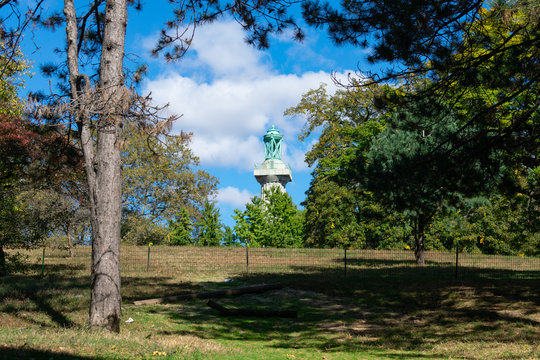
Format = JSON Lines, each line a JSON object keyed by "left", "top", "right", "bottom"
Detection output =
{"left": 289, "top": 1, "right": 538, "bottom": 260}
{"left": 300, "top": 0, "right": 538, "bottom": 177}
{"left": 62, "top": 0, "right": 128, "bottom": 332}
{"left": 0, "top": 37, "right": 82, "bottom": 274}
{"left": 194, "top": 200, "right": 224, "bottom": 246}
{"left": 234, "top": 188, "right": 304, "bottom": 248}
{"left": 0, "top": 113, "right": 82, "bottom": 273}
{"left": 167, "top": 208, "right": 194, "bottom": 246}
{"left": 27, "top": 0, "right": 306, "bottom": 332}
{"left": 285, "top": 84, "right": 397, "bottom": 249}
{"left": 122, "top": 126, "right": 217, "bottom": 245}
{"left": 365, "top": 99, "right": 503, "bottom": 264}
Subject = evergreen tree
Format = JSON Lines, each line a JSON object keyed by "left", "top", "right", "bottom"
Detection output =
{"left": 167, "top": 208, "right": 194, "bottom": 246}
{"left": 365, "top": 99, "right": 503, "bottom": 264}
{"left": 233, "top": 196, "right": 267, "bottom": 247}
{"left": 195, "top": 200, "right": 224, "bottom": 246}
{"left": 286, "top": 83, "right": 404, "bottom": 249}
{"left": 222, "top": 226, "right": 240, "bottom": 247}
{"left": 234, "top": 188, "right": 304, "bottom": 248}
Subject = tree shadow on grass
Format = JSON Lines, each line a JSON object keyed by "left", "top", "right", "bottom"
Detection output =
{"left": 1, "top": 275, "right": 86, "bottom": 328}
{"left": 339, "top": 256, "right": 420, "bottom": 267}
{"left": 0, "top": 346, "right": 112, "bottom": 360}
{"left": 149, "top": 264, "right": 539, "bottom": 356}
{"left": 122, "top": 276, "right": 204, "bottom": 302}
{"left": 2, "top": 257, "right": 538, "bottom": 357}
{"left": 26, "top": 262, "right": 88, "bottom": 274}
{"left": 0, "top": 270, "right": 204, "bottom": 329}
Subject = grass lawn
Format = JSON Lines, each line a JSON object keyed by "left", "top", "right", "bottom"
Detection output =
{"left": 1, "top": 246, "right": 539, "bottom": 359}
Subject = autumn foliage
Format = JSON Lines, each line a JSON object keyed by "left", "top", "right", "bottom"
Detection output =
{"left": 0, "top": 114, "right": 82, "bottom": 188}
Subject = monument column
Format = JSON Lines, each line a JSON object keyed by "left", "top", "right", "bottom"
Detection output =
{"left": 254, "top": 126, "right": 293, "bottom": 200}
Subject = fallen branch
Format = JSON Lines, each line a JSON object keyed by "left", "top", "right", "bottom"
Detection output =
{"left": 206, "top": 300, "right": 298, "bottom": 318}
{"left": 133, "top": 283, "right": 283, "bottom": 306}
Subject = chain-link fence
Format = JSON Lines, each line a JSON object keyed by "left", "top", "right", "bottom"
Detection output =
{"left": 21, "top": 245, "right": 540, "bottom": 281}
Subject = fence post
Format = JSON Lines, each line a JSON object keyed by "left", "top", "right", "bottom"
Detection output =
{"left": 41, "top": 247, "right": 45, "bottom": 277}
{"left": 245, "top": 242, "right": 249, "bottom": 275}
{"left": 344, "top": 248, "right": 347, "bottom": 277}
{"left": 147, "top": 243, "right": 152, "bottom": 272}
{"left": 455, "top": 244, "right": 459, "bottom": 279}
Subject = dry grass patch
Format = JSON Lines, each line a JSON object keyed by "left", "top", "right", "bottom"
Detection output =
{"left": 431, "top": 341, "right": 540, "bottom": 360}
{"left": 1, "top": 324, "right": 228, "bottom": 359}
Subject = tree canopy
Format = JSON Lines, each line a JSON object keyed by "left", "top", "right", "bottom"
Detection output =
{"left": 287, "top": 1, "right": 538, "bottom": 263}
{"left": 0, "top": 42, "right": 82, "bottom": 274}
{"left": 234, "top": 188, "right": 304, "bottom": 248}
{"left": 121, "top": 126, "right": 217, "bottom": 245}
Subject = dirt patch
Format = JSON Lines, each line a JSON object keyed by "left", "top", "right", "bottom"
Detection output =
{"left": 267, "top": 287, "right": 353, "bottom": 307}
{"left": 318, "top": 320, "right": 386, "bottom": 333}
{"left": 0, "top": 313, "right": 27, "bottom": 328}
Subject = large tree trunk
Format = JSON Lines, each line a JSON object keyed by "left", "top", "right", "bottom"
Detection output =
{"left": 67, "top": 232, "right": 73, "bottom": 258}
{"left": 87, "top": 0, "right": 127, "bottom": 333}
{"left": 88, "top": 125, "right": 123, "bottom": 332}
{"left": 64, "top": 0, "right": 126, "bottom": 333}
{"left": 0, "top": 245, "right": 6, "bottom": 276}
{"left": 64, "top": 224, "right": 73, "bottom": 258}
{"left": 413, "top": 213, "right": 427, "bottom": 266}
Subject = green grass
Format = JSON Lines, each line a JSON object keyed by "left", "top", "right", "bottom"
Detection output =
{"left": 1, "top": 246, "right": 539, "bottom": 359}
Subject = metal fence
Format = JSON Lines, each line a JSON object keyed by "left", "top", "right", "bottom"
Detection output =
{"left": 24, "top": 245, "right": 540, "bottom": 281}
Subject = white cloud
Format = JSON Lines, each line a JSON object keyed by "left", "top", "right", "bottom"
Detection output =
{"left": 143, "top": 20, "right": 355, "bottom": 172}
{"left": 189, "top": 21, "right": 270, "bottom": 79}
{"left": 284, "top": 145, "right": 311, "bottom": 173}
{"left": 216, "top": 186, "right": 254, "bottom": 208}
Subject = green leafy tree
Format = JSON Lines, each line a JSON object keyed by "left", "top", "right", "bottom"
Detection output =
{"left": 167, "top": 208, "right": 194, "bottom": 246}
{"left": 302, "top": 180, "right": 363, "bottom": 248}
{"left": 365, "top": 99, "right": 503, "bottom": 264}
{"left": 234, "top": 196, "right": 267, "bottom": 247}
{"left": 301, "top": 1, "right": 538, "bottom": 199}
{"left": 194, "top": 200, "right": 224, "bottom": 246}
{"left": 0, "top": 40, "right": 83, "bottom": 273}
{"left": 286, "top": 3, "right": 538, "bottom": 259}
{"left": 0, "top": 33, "right": 30, "bottom": 117}
{"left": 20, "top": 188, "right": 90, "bottom": 255}
{"left": 234, "top": 188, "right": 304, "bottom": 248}
{"left": 122, "top": 127, "right": 218, "bottom": 245}
{"left": 29, "top": 0, "right": 302, "bottom": 332}
{"left": 286, "top": 83, "right": 403, "bottom": 249}
{"left": 263, "top": 188, "right": 305, "bottom": 248}
{"left": 222, "top": 225, "right": 240, "bottom": 247}
{"left": 121, "top": 212, "right": 168, "bottom": 246}
{"left": 0, "top": 190, "right": 49, "bottom": 275}
{"left": 425, "top": 197, "right": 493, "bottom": 253}
{"left": 428, "top": 191, "right": 540, "bottom": 256}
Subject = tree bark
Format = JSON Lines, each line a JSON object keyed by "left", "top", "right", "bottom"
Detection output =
{"left": 88, "top": 122, "right": 123, "bottom": 332}
{"left": 64, "top": 0, "right": 126, "bottom": 333}
{"left": 65, "top": 224, "right": 73, "bottom": 258}
{"left": 87, "top": 0, "right": 127, "bottom": 333}
{"left": 414, "top": 213, "right": 426, "bottom": 266}
{"left": 0, "top": 245, "right": 6, "bottom": 276}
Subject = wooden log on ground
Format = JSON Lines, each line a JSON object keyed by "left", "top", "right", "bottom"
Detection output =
{"left": 133, "top": 283, "right": 283, "bottom": 306}
{"left": 206, "top": 300, "right": 298, "bottom": 318}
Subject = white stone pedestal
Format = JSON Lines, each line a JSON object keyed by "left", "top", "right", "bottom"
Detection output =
{"left": 254, "top": 159, "right": 292, "bottom": 200}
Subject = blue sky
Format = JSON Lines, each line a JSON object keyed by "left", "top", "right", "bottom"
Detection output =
{"left": 20, "top": 1, "right": 373, "bottom": 228}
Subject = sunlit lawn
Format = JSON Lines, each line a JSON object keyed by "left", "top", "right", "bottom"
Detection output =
{"left": 1, "top": 246, "right": 538, "bottom": 359}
